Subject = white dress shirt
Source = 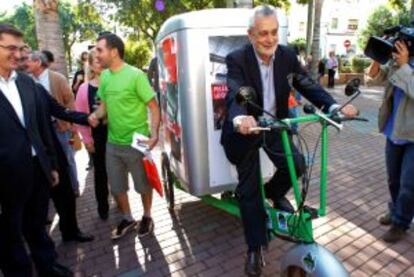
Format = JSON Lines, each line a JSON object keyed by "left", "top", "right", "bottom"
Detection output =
{"left": 254, "top": 50, "right": 276, "bottom": 119}
{"left": 0, "top": 71, "right": 36, "bottom": 155}
{"left": 34, "top": 68, "right": 51, "bottom": 93}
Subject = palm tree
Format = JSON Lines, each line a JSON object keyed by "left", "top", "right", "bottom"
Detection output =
{"left": 305, "top": 0, "right": 314, "bottom": 55}
{"left": 309, "top": 0, "right": 323, "bottom": 80}
{"left": 226, "top": 0, "right": 253, "bottom": 7}
{"left": 411, "top": 0, "right": 414, "bottom": 20}
{"left": 33, "top": 0, "right": 68, "bottom": 77}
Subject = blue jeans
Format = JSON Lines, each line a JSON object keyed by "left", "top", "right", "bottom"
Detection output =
{"left": 55, "top": 129, "right": 79, "bottom": 192}
{"left": 385, "top": 139, "right": 414, "bottom": 229}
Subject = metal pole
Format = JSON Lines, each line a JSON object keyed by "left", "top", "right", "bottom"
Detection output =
{"left": 226, "top": 0, "right": 253, "bottom": 8}
{"left": 319, "top": 121, "right": 328, "bottom": 216}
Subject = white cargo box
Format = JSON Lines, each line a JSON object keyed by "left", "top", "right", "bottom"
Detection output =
{"left": 156, "top": 8, "right": 288, "bottom": 196}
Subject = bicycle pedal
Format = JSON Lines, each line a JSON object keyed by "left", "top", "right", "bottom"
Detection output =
{"left": 303, "top": 205, "right": 319, "bottom": 219}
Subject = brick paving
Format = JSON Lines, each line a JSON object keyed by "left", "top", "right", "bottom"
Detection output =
{"left": 45, "top": 84, "right": 414, "bottom": 277}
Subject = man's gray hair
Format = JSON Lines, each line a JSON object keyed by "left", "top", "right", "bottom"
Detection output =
{"left": 248, "top": 5, "right": 278, "bottom": 30}
{"left": 29, "top": 51, "right": 49, "bottom": 68}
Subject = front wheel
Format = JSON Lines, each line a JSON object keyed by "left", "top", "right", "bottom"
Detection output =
{"left": 161, "top": 152, "right": 175, "bottom": 210}
{"left": 283, "top": 266, "right": 308, "bottom": 277}
{"left": 280, "top": 243, "right": 349, "bottom": 277}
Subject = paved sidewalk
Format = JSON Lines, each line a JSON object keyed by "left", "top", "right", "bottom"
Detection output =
{"left": 48, "top": 85, "right": 414, "bottom": 276}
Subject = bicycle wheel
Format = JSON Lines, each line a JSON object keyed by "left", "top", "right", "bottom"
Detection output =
{"left": 161, "top": 152, "right": 175, "bottom": 210}
{"left": 283, "top": 266, "right": 309, "bottom": 277}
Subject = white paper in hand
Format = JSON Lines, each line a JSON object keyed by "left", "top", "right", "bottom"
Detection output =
{"left": 131, "top": 133, "right": 149, "bottom": 154}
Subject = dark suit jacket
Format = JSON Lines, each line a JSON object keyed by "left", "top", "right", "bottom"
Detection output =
{"left": 35, "top": 83, "right": 89, "bottom": 127}
{"left": 221, "top": 44, "right": 336, "bottom": 162}
{"left": 35, "top": 83, "right": 89, "bottom": 169}
{"left": 0, "top": 72, "right": 57, "bottom": 206}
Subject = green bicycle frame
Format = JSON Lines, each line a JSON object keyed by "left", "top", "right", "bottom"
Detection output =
{"left": 196, "top": 114, "right": 331, "bottom": 243}
{"left": 282, "top": 115, "right": 329, "bottom": 217}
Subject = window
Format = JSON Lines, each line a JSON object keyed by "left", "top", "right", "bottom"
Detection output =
{"left": 299, "top": 22, "right": 305, "bottom": 32}
{"left": 331, "top": 18, "right": 338, "bottom": 29}
{"left": 348, "top": 19, "right": 358, "bottom": 31}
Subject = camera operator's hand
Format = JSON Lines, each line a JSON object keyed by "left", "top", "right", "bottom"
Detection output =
{"left": 393, "top": 40, "right": 409, "bottom": 67}
{"left": 367, "top": 60, "right": 381, "bottom": 78}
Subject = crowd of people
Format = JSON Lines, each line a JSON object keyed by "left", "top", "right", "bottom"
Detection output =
{"left": 0, "top": 4, "right": 414, "bottom": 277}
{"left": 0, "top": 24, "right": 159, "bottom": 277}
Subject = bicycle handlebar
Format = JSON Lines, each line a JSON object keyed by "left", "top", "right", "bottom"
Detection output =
{"left": 250, "top": 112, "right": 368, "bottom": 133}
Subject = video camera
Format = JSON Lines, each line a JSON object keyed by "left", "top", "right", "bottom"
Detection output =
{"left": 364, "top": 24, "right": 414, "bottom": 64}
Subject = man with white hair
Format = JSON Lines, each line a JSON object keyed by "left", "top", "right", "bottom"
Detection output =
{"left": 24, "top": 50, "right": 94, "bottom": 243}
{"left": 221, "top": 5, "right": 358, "bottom": 276}
{"left": 26, "top": 51, "right": 80, "bottom": 196}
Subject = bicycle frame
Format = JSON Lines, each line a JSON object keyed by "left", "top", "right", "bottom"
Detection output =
{"left": 197, "top": 113, "right": 332, "bottom": 244}
{"left": 264, "top": 115, "right": 329, "bottom": 244}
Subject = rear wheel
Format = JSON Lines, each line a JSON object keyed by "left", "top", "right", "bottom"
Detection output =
{"left": 283, "top": 266, "right": 308, "bottom": 277}
{"left": 161, "top": 152, "right": 175, "bottom": 210}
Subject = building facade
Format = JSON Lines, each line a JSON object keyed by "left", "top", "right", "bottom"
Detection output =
{"left": 287, "top": 0, "right": 388, "bottom": 57}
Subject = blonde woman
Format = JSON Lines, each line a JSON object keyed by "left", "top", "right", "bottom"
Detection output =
{"left": 75, "top": 50, "right": 109, "bottom": 220}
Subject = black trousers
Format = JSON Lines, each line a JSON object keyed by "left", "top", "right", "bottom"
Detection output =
{"left": 223, "top": 131, "right": 304, "bottom": 249}
{"left": 50, "top": 164, "right": 80, "bottom": 239}
{"left": 92, "top": 127, "right": 109, "bottom": 215}
{"left": 0, "top": 158, "right": 57, "bottom": 277}
{"left": 328, "top": 69, "right": 335, "bottom": 88}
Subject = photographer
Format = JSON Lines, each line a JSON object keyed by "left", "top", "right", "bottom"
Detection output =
{"left": 366, "top": 40, "right": 414, "bottom": 243}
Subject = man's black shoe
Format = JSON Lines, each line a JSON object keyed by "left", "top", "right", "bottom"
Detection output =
{"left": 63, "top": 231, "right": 95, "bottom": 243}
{"left": 245, "top": 249, "right": 264, "bottom": 276}
{"left": 42, "top": 262, "right": 73, "bottom": 277}
{"left": 137, "top": 216, "right": 154, "bottom": 237}
{"left": 382, "top": 225, "right": 406, "bottom": 243}
{"left": 273, "top": 196, "right": 295, "bottom": 213}
{"left": 379, "top": 213, "right": 392, "bottom": 226}
{"left": 99, "top": 210, "right": 109, "bottom": 220}
{"left": 98, "top": 206, "right": 109, "bottom": 220}
{"left": 111, "top": 219, "right": 137, "bottom": 240}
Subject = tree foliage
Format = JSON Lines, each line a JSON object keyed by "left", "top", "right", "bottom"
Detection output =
{"left": 124, "top": 38, "right": 152, "bottom": 70}
{"left": 254, "top": 0, "right": 290, "bottom": 9}
{"left": 86, "top": 0, "right": 292, "bottom": 44}
{"left": 59, "top": 1, "right": 104, "bottom": 69}
{"left": 0, "top": 3, "right": 37, "bottom": 49}
{"left": 288, "top": 38, "right": 306, "bottom": 52}
{"left": 388, "top": 0, "right": 407, "bottom": 10}
{"left": 358, "top": 5, "right": 410, "bottom": 50}
{"left": 1, "top": 2, "right": 104, "bottom": 70}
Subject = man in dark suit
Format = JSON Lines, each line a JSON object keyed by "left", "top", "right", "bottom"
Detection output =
{"left": 35, "top": 82, "right": 95, "bottom": 243}
{"left": 220, "top": 6, "right": 358, "bottom": 276}
{"left": 0, "top": 24, "right": 72, "bottom": 276}
{"left": 19, "top": 49, "right": 95, "bottom": 243}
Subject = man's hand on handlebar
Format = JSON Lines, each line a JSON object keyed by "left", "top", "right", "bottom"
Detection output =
{"left": 234, "top": 115, "right": 259, "bottom": 135}
{"left": 340, "top": 104, "right": 359, "bottom": 117}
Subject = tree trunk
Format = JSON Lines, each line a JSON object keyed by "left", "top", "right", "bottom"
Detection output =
{"left": 411, "top": 0, "right": 414, "bottom": 21}
{"left": 306, "top": 0, "right": 314, "bottom": 55}
{"left": 66, "top": 47, "right": 72, "bottom": 74}
{"left": 226, "top": 0, "right": 253, "bottom": 8}
{"left": 310, "top": 0, "right": 323, "bottom": 80}
{"left": 34, "top": 0, "right": 68, "bottom": 77}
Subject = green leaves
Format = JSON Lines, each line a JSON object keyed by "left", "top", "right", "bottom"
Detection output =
{"left": 0, "top": 3, "right": 37, "bottom": 49}
{"left": 358, "top": 5, "right": 410, "bottom": 50}
{"left": 124, "top": 38, "right": 152, "bottom": 70}
{"left": 57, "top": 1, "right": 104, "bottom": 69}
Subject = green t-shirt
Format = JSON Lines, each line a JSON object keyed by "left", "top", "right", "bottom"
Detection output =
{"left": 97, "top": 64, "right": 155, "bottom": 145}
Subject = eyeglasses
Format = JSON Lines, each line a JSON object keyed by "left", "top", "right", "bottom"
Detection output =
{"left": 0, "top": 44, "right": 29, "bottom": 52}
